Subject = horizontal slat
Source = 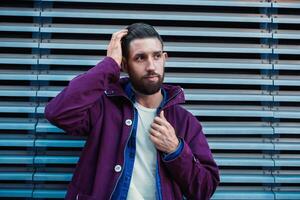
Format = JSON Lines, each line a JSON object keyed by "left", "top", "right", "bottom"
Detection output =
{"left": 274, "top": 158, "right": 300, "bottom": 167}
{"left": 209, "top": 138, "right": 274, "bottom": 150}
{"left": 273, "top": 15, "right": 300, "bottom": 24}
{"left": 33, "top": 172, "right": 72, "bottom": 181}
{"left": 36, "top": 121, "right": 63, "bottom": 133}
{"left": 35, "top": 139, "right": 84, "bottom": 148}
{"left": 184, "top": 105, "right": 273, "bottom": 117}
{"left": 0, "top": 70, "right": 38, "bottom": 80}
{"left": 273, "top": 91, "right": 300, "bottom": 102}
{"left": 215, "top": 157, "right": 274, "bottom": 167}
{"left": 185, "top": 89, "right": 272, "bottom": 101}
{"left": 274, "top": 123, "right": 300, "bottom": 134}
{"left": 34, "top": 138, "right": 275, "bottom": 150}
{"left": 274, "top": 60, "right": 300, "bottom": 70}
{"left": 31, "top": 155, "right": 276, "bottom": 166}
{"left": 203, "top": 122, "right": 273, "bottom": 135}
{"left": 0, "top": 54, "right": 38, "bottom": 65}
{"left": 38, "top": 87, "right": 273, "bottom": 101}
{"left": 37, "top": 71, "right": 80, "bottom": 81}
{"left": 275, "top": 175, "right": 300, "bottom": 183}
{"left": 31, "top": 172, "right": 276, "bottom": 183}
{"left": 39, "top": 104, "right": 274, "bottom": 117}
{"left": 0, "top": 118, "right": 36, "bottom": 130}
{"left": 0, "top": 8, "right": 40, "bottom": 17}
{"left": 0, "top": 86, "right": 37, "bottom": 97}
{"left": 0, "top": 38, "right": 39, "bottom": 48}
{"left": 37, "top": 121, "right": 274, "bottom": 135}
{"left": 274, "top": 45, "right": 300, "bottom": 55}
{"left": 42, "top": 9, "right": 271, "bottom": 23}
{"left": 40, "top": 55, "right": 272, "bottom": 70}
{"left": 274, "top": 107, "right": 300, "bottom": 119}
{"left": 41, "top": 24, "right": 272, "bottom": 38}
{"left": 274, "top": 76, "right": 300, "bottom": 86}
{"left": 275, "top": 139, "right": 300, "bottom": 150}
{"left": 34, "top": 156, "right": 79, "bottom": 164}
{"left": 41, "top": 0, "right": 272, "bottom": 7}
{"left": 0, "top": 189, "right": 33, "bottom": 197}
{"left": 0, "top": 102, "right": 36, "bottom": 113}
{"left": 274, "top": 191, "right": 300, "bottom": 200}
{"left": 212, "top": 190, "right": 274, "bottom": 200}
{"left": 38, "top": 71, "right": 272, "bottom": 85}
{"left": 0, "top": 138, "right": 34, "bottom": 147}
{"left": 0, "top": 155, "right": 34, "bottom": 164}
{"left": 2, "top": 88, "right": 34, "bottom": 98}
{"left": 221, "top": 174, "right": 274, "bottom": 183}
{"left": 0, "top": 23, "right": 39, "bottom": 32}
{"left": 273, "top": 0, "right": 300, "bottom": 8}
{"left": 32, "top": 189, "right": 66, "bottom": 198}
{"left": 39, "top": 39, "right": 271, "bottom": 54}
{"left": 39, "top": 55, "right": 99, "bottom": 66}
{"left": 0, "top": 172, "right": 33, "bottom": 181}
{"left": 273, "top": 30, "right": 300, "bottom": 39}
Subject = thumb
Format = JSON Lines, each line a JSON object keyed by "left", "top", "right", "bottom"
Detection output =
{"left": 160, "top": 110, "right": 165, "bottom": 119}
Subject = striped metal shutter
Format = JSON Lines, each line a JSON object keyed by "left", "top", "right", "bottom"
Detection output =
{"left": 0, "top": 0, "right": 300, "bottom": 199}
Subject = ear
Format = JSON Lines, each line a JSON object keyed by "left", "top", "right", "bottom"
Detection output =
{"left": 163, "top": 52, "right": 168, "bottom": 60}
{"left": 121, "top": 57, "right": 128, "bottom": 73}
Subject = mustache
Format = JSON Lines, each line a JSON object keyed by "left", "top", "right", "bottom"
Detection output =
{"left": 143, "top": 72, "right": 160, "bottom": 78}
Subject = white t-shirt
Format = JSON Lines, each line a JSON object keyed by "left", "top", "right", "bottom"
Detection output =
{"left": 127, "top": 102, "right": 157, "bottom": 200}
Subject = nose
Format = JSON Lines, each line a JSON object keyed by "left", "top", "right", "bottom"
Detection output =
{"left": 146, "top": 57, "right": 156, "bottom": 71}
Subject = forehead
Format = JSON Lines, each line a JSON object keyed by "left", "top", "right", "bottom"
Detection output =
{"left": 128, "top": 38, "right": 163, "bottom": 56}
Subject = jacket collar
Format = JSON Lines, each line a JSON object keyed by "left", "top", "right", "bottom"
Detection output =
{"left": 105, "top": 77, "right": 185, "bottom": 108}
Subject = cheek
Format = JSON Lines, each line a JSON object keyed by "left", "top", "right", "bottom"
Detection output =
{"left": 155, "top": 60, "right": 165, "bottom": 73}
{"left": 128, "top": 63, "right": 145, "bottom": 75}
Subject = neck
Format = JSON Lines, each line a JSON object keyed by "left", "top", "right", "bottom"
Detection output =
{"left": 135, "top": 89, "right": 163, "bottom": 109}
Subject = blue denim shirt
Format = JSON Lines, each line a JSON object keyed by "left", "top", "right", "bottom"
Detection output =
{"left": 111, "top": 83, "right": 184, "bottom": 200}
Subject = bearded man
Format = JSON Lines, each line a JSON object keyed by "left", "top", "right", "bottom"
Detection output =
{"left": 45, "top": 23, "right": 219, "bottom": 200}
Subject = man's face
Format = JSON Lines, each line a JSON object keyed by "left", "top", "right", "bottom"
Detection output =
{"left": 125, "top": 38, "right": 167, "bottom": 95}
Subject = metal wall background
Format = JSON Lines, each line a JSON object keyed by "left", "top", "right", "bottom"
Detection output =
{"left": 0, "top": 0, "right": 300, "bottom": 199}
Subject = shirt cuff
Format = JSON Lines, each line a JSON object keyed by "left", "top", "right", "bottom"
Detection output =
{"left": 163, "top": 138, "right": 184, "bottom": 161}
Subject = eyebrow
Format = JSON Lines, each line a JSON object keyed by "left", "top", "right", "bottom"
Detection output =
{"left": 133, "top": 51, "right": 163, "bottom": 57}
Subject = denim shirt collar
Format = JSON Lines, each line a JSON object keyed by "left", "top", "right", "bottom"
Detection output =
{"left": 124, "top": 82, "right": 168, "bottom": 114}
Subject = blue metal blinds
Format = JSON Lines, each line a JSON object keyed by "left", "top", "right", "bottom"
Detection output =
{"left": 0, "top": 0, "right": 300, "bottom": 199}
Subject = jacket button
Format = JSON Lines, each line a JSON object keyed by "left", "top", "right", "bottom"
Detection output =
{"left": 193, "top": 157, "right": 198, "bottom": 163}
{"left": 125, "top": 119, "right": 132, "bottom": 126}
{"left": 114, "top": 165, "right": 122, "bottom": 172}
{"left": 104, "top": 90, "right": 114, "bottom": 95}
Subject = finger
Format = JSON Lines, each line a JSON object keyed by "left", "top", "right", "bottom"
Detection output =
{"left": 149, "top": 128, "right": 161, "bottom": 138}
{"left": 112, "top": 29, "right": 128, "bottom": 37}
{"left": 153, "top": 116, "right": 169, "bottom": 127}
{"left": 149, "top": 135, "right": 168, "bottom": 152}
{"left": 151, "top": 123, "right": 162, "bottom": 132}
{"left": 112, "top": 29, "right": 128, "bottom": 40}
{"left": 149, "top": 134, "right": 161, "bottom": 146}
{"left": 151, "top": 124, "right": 169, "bottom": 136}
{"left": 160, "top": 110, "right": 166, "bottom": 120}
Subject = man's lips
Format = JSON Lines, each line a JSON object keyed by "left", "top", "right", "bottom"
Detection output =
{"left": 144, "top": 75, "right": 159, "bottom": 81}
{"left": 144, "top": 74, "right": 160, "bottom": 78}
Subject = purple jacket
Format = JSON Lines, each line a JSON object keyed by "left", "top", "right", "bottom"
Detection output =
{"left": 45, "top": 57, "right": 220, "bottom": 200}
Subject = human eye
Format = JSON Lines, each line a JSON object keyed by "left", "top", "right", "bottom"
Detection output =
{"left": 135, "top": 55, "right": 144, "bottom": 62}
{"left": 154, "top": 52, "right": 162, "bottom": 60}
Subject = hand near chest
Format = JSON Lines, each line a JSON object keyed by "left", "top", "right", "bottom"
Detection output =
{"left": 149, "top": 110, "right": 179, "bottom": 154}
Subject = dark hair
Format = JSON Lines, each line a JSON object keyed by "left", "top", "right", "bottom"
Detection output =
{"left": 121, "top": 23, "right": 164, "bottom": 60}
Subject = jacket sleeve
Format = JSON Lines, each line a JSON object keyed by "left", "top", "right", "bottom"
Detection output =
{"left": 162, "top": 114, "right": 220, "bottom": 200}
{"left": 44, "top": 56, "right": 120, "bottom": 136}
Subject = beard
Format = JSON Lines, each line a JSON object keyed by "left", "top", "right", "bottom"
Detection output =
{"left": 128, "top": 71, "right": 164, "bottom": 95}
